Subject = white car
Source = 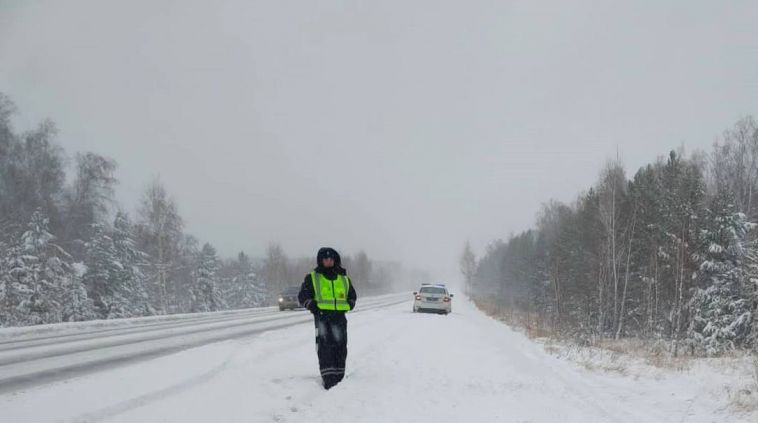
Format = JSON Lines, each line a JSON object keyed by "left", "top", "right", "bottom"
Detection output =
{"left": 413, "top": 284, "right": 453, "bottom": 315}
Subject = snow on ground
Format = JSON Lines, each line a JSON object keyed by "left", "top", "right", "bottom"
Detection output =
{"left": 0, "top": 296, "right": 753, "bottom": 423}
{"left": 0, "top": 307, "right": 277, "bottom": 340}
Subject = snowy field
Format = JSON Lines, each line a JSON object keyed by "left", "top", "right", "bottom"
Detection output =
{"left": 1, "top": 295, "right": 754, "bottom": 423}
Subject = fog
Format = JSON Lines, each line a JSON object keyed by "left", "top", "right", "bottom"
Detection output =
{"left": 1, "top": 0, "right": 757, "bottom": 278}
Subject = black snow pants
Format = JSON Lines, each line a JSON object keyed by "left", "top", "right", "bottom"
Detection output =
{"left": 314, "top": 311, "right": 348, "bottom": 389}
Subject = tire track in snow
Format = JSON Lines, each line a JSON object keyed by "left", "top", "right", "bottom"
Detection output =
{"left": 60, "top": 297, "right": 411, "bottom": 422}
{"left": 0, "top": 294, "right": 408, "bottom": 394}
{"left": 68, "top": 348, "right": 239, "bottom": 423}
{"left": 0, "top": 307, "right": 281, "bottom": 352}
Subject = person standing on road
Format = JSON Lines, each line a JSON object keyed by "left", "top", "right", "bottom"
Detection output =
{"left": 298, "top": 247, "right": 357, "bottom": 390}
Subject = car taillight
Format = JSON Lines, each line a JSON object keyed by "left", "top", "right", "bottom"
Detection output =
{"left": 443, "top": 297, "right": 450, "bottom": 302}
{"left": 415, "top": 295, "right": 421, "bottom": 301}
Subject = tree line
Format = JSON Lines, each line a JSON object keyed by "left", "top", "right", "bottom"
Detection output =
{"left": 464, "top": 116, "right": 758, "bottom": 356}
{"left": 0, "top": 93, "right": 391, "bottom": 327}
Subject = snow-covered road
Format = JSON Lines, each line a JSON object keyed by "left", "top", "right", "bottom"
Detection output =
{"left": 0, "top": 295, "right": 749, "bottom": 422}
{"left": 0, "top": 294, "right": 408, "bottom": 394}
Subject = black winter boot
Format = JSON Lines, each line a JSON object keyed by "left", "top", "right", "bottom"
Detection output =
{"left": 323, "top": 375, "right": 339, "bottom": 390}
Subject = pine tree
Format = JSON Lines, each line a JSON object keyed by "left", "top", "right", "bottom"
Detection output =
{"left": 190, "top": 243, "right": 225, "bottom": 313}
{"left": 83, "top": 223, "right": 125, "bottom": 318}
{"left": 657, "top": 151, "right": 705, "bottom": 346}
{"left": 1, "top": 244, "right": 33, "bottom": 326}
{"left": 746, "top": 245, "right": 758, "bottom": 350}
{"left": 222, "top": 251, "right": 268, "bottom": 309}
{"left": 238, "top": 268, "right": 268, "bottom": 308}
{"left": 15, "top": 210, "right": 78, "bottom": 324}
{"left": 629, "top": 164, "right": 667, "bottom": 336}
{"left": 688, "top": 192, "right": 753, "bottom": 354}
{"left": 112, "top": 212, "right": 153, "bottom": 317}
{"left": 60, "top": 261, "right": 95, "bottom": 322}
{"left": 0, "top": 248, "right": 7, "bottom": 326}
{"left": 82, "top": 215, "right": 151, "bottom": 320}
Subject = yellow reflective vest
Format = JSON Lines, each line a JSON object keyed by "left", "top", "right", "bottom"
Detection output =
{"left": 311, "top": 271, "right": 351, "bottom": 311}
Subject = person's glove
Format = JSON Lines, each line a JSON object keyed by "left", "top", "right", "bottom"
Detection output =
{"left": 303, "top": 299, "right": 318, "bottom": 314}
{"left": 348, "top": 299, "right": 356, "bottom": 311}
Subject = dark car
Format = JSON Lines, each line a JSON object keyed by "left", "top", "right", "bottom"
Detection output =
{"left": 278, "top": 286, "right": 302, "bottom": 311}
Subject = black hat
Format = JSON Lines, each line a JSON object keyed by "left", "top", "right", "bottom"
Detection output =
{"left": 317, "top": 247, "right": 342, "bottom": 267}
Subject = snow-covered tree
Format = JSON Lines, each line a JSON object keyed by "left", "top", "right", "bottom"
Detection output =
{"left": 190, "top": 243, "right": 225, "bottom": 313}
{"left": 60, "top": 261, "right": 95, "bottom": 322}
{"left": 746, "top": 245, "right": 758, "bottom": 350}
{"left": 709, "top": 117, "right": 758, "bottom": 222}
{"left": 0, "top": 245, "right": 32, "bottom": 326}
{"left": 0, "top": 119, "right": 65, "bottom": 236}
{"left": 112, "top": 212, "right": 153, "bottom": 317}
{"left": 135, "top": 179, "right": 183, "bottom": 314}
{"left": 688, "top": 192, "right": 754, "bottom": 354}
{"left": 22, "top": 211, "right": 63, "bottom": 323}
{"left": 236, "top": 268, "right": 268, "bottom": 308}
{"left": 83, "top": 215, "right": 153, "bottom": 319}
{"left": 261, "top": 243, "right": 288, "bottom": 296}
{"left": 83, "top": 223, "right": 126, "bottom": 318}
{"left": 12, "top": 209, "right": 83, "bottom": 325}
{"left": 656, "top": 151, "right": 705, "bottom": 345}
{"left": 61, "top": 152, "right": 117, "bottom": 259}
{"left": 222, "top": 251, "right": 267, "bottom": 309}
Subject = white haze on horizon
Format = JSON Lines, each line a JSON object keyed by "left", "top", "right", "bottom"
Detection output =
{"left": 1, "top": 0, "right": 757, "bottom": 280}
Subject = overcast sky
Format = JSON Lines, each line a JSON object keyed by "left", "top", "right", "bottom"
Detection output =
{"left": 1, "top": 1, "right": 757, "bottom": 278}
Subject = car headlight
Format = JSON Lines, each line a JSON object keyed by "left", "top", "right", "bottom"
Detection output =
{"left": 278, "top": 298, "right": 283, "bottom": 302}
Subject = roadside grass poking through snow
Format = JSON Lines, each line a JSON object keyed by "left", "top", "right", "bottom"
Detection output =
{"left": 472, "top": 298, "right": 758, "bottom": 414}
